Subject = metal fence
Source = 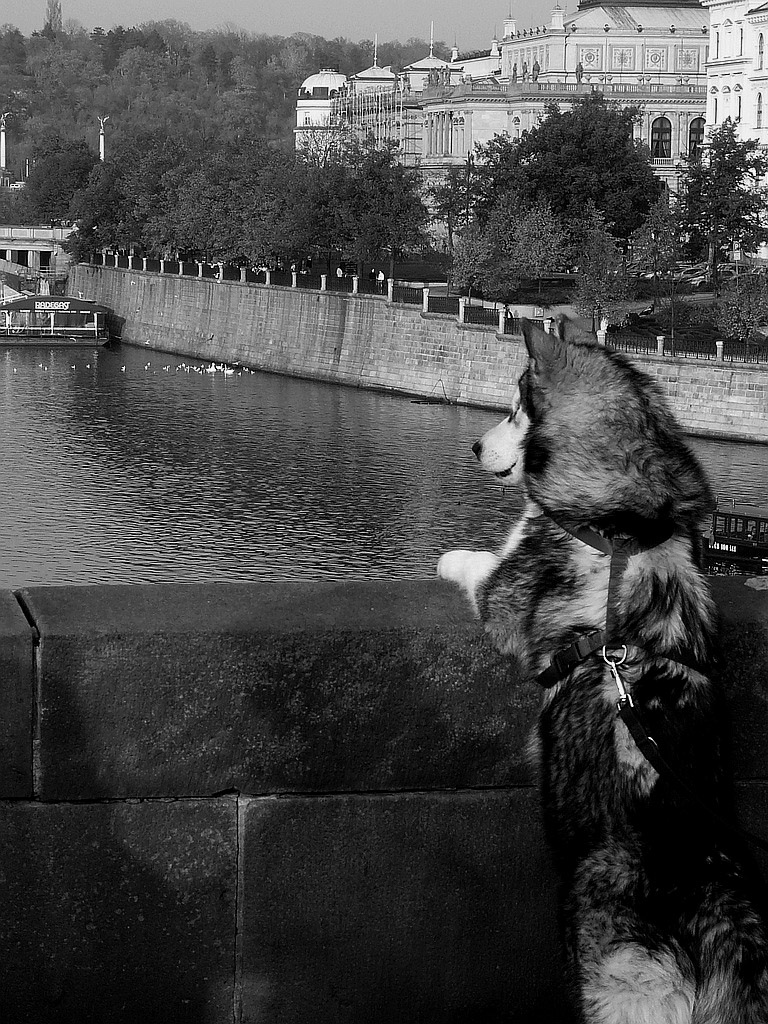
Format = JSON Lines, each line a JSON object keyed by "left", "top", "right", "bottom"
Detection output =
{"left": 465, "top": 305, "right": 500, "bottom": 327}
{"left": 327, "top": 276, "right": 354, "bottom": 293}
{"left": 271, "top": 270, "right": 293, "bottom": 288}
{"left": 664, "top": 337, "right": 717, "bottom": 359}
{"left": 427, "top": 295, "right": 460, "bottom": 315}
{"left": 392, "top": 285, "right": 422, "bottom": 305}
{"left": 723, "top": 340, "right": 768, "bottom": 363}
{"left": 296, "top": 273, "right": 323, "bottom": 291}
{"left": 606, "top": 332, "right": 657, "bottom": 355}
{"left": 358, "top": 278, "right": 386, "bottom": 296}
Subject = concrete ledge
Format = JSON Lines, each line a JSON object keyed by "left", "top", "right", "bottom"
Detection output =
{"left": 0, "top": 590, "right": 34, "bottom": 796}
{"left": 0, "top": 798, "right": 236, "bottom": 1023}
{"left": 0, "top": 577, "right": 766, "bottom": 1023}
{"left": 18, "top": 581, "right": 538, "bottom": 800}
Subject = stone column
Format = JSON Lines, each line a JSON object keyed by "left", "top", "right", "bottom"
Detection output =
{"left": 352, "top": 275, "right": 359, "bottom": 295}
{"left": 716, "top": 339, "right": 724, "bottom": 361}
{"left": 498, "top": 308, "right": 506, "bottom": 334}
{"left": 291, "top": 271, "right": 298, "bottom": 288}
{"left": 160, "top": 259, "right": 166, "bottom": 274}
{"left": 320, "top": 274, "right": 327, "bottom": 291}
{"left": 197, "top": 262, "right": 204, "bottom": 278}
{"left": 240, "top": 267, "right": 247, "bottom": 283}
{"left": 656, "top": 335, "right": 665, "bottom": 355}
{"left": 387, "top": 278, "right": 394, "bottom": 303}
{"left": 265, "top": 270, "right": 272, "bottom": 286}
{"left": 142, "top": 258, "right": 148, "bottom": 272}
{"left": 422, "top": 287, "right": 430, "bottom": 313}
{"left": 458, "top": 297, "right": 466, "bottom": 323}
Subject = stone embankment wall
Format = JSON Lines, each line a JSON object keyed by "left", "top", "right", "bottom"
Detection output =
{"left": 1, "top": 577, "right": 768, "bottom": 1023}
{"left": 71, "top": 264, "right": 768, "bottom": 442}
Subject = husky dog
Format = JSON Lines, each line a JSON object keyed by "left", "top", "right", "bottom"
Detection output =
{"left": 438, "top": 318, "right": 768, "bottom": 1023}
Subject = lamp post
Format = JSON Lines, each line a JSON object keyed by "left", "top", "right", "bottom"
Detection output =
{"left": 98, "top": 115, "right": 109, "bottom": 162}
{"left": 0, "top": 112, "right": 9, "bottom": 171}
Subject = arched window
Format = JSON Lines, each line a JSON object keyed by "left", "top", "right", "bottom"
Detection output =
{"left": 688, "top": 117, "right": 705, "bottom": 155}
{"left": 651, "top": 116, "right": 672, "bottom": 158}
{"left": 760, "top": 34, "right": 765, "bottom": 70}
{"left": 758, "top": 93, "right": 763, "bottom": 129}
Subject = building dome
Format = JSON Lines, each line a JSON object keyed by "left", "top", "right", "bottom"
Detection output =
{"left": 298, "top": 68, "right": 348, "bottom": 99}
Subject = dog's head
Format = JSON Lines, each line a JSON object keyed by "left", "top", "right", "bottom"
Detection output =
{"left": 474, "top": 317, "right": 713, "bottom": 539}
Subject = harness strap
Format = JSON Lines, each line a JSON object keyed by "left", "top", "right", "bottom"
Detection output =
{"left": 617, "top": 696, "right": 768, "bottom": 855}
{"left": 535, "top": 515, "right": 768, "bottom": 853}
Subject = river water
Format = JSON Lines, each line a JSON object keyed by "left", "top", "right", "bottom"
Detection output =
{"left": 1, "top": 343, "right": 766, "bottom": 588}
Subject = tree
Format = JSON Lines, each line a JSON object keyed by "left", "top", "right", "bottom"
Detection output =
{"left": 571, "top": 205, "right": 632, "bottom": 331}
{"left": 426, "top": 164, "right": 473, "bottom": 288}
{"left": 451, "top": 196, "right": 568, "bottom": 302}
{"left": 630, "top": 194, "right": 685, "bottom": 312}
{"left": 339, "top": 137, "right": 428, "bottom": 278}
{"left": 678, "top": 118, "right": 768, "bottom": 293}
{"left": 44, "top": 0, "right": 62, "bottom": 35}
{"left": 474, "top": 94, "right": 662, "bottom": 239}
{"left": 22, "top": 140, "right": 98, "bottom": 224}
{"left": 716, "top": 275, "right": 768, "bottom": 342}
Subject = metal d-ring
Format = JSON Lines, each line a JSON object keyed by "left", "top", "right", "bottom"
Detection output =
{"left": 601, "top": 644, "right": 628, "bottom": 667}
{"left": 601, "top": 645, "right": 631, "bottom": 706}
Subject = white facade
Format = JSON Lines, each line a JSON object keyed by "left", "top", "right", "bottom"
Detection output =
{"left": 704, "top": 0, "right": 768, "bottom": 143}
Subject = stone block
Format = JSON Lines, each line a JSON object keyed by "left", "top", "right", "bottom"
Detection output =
{"left": 239, "top": 790, "right": 572, "bottom": 1024}
{"left": 0, "top": 590, "right": 34, "bottom": 797}
{"left": 0, "top": 798, "right": 236, "bottom": 1023}
{"left": 20, "top": 581, "right": 538, "bottom": 800}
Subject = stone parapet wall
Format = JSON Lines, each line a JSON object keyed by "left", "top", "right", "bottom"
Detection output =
{"left": 1, "top": 577, "right": 767, "bottom": 1022}
{"left": 70, "top": 265, "right": 768, "bottom": 441}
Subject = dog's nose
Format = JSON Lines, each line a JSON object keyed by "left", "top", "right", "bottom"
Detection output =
{"left": 472, "top": 440, "right": 482, "bottom": 461}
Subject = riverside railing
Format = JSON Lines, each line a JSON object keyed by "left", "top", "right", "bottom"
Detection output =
{"left": 89, "top": 252, "right": 768, "bottom": 364}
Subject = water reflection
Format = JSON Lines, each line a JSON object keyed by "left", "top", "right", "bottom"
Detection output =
{"left": 0, "top": 345, "right": 765, "bottom": 587}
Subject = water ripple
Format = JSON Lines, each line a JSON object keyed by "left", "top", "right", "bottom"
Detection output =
{"left": 0, "top": 344, "right": 765, "bottom": 587}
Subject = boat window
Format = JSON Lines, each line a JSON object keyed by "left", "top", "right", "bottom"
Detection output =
{"left": 731, "top": 516, "right": 746, "bottom": 539}
{"left": 715, "top": 514, "right": 728, "bottom": 535}
{"left": 759, "top": 520, "right": 768, "bottom": 545}
{"left": 745, "top": 519, "right": 758, "bottom": 542}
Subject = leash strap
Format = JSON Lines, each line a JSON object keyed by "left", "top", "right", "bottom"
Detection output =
{"left": 614, "top": 687, "right": 768, "bottom": 855}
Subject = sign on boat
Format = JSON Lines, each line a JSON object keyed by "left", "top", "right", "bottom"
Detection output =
{"left": 0, "top": 295, "right": 110, "bottom": 346}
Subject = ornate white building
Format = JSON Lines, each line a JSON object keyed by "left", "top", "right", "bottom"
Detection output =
{"left": 295, "top": 0, "right": 709, "bottom": 186}
{"left": 703, "top": 0, "right": 768, "bottom": 142}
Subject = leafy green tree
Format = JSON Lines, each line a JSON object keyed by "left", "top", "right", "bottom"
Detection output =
{"left": 474, "top": 94, "right": 661, "bottom": 239}
{"left": 678, "top": 118, "right": 768, "bottom": 292}
{"left": 22, "top": 139, "right": 98, "bottom": 224}
{"left": 451, "top": 196, "right": 567, "bottom": 302}
{"left": 572, "top": 205, "right": 631, "bottom": 330}
{"left": 339, "top": 137, "right": 428, "bottom": 277}
{"left": 716, "top": 276, "right": 768, "bottom": 342}
{"left": 630, "top": 194, "right": 685, "bottom": 309}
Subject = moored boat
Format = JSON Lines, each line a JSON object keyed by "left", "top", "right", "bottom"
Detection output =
{"left": 703, "top": 498, "right": 768, "bottom": 575}
{"left": 0, "top": 295, "right": 110, "bottom": 345}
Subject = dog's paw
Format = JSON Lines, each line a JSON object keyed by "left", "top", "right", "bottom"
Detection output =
{"left": 437, "top": 549, "right": 476, "bottom": 583}
{"left": 437, "top": 550, "right": 500, "bottom": 607}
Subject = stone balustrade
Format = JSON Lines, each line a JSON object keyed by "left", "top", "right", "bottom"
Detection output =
{"left": 1, "top": 577, "right": 767, "bottom": 1022}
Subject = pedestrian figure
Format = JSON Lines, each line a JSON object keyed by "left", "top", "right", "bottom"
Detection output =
{"left": 532, "top": 60, "right": 540, "bottom": 81}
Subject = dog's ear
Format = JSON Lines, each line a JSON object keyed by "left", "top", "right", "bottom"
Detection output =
{"left": 522, "top": 319, "right": 566, "bottom": 377}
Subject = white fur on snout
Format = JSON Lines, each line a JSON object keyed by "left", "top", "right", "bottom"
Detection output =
{"left": 475, "top": 408, "right": 530, "bottom": 485}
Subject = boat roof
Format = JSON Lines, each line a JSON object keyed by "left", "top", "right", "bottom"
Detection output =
{"left": 715, "top": 500, "right": 768, "bottom": 517}
{"left": 0, "top": 295, "right": 109, "bottom": 313}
